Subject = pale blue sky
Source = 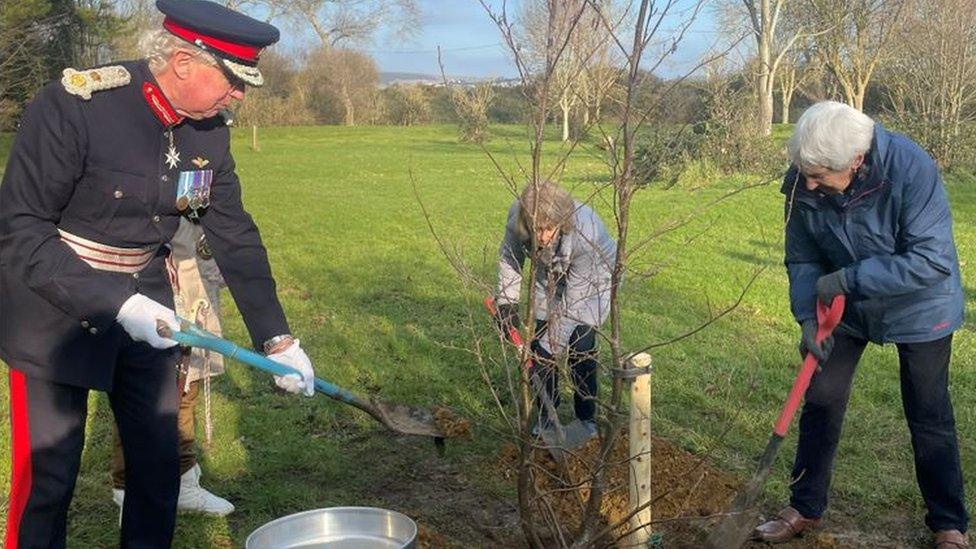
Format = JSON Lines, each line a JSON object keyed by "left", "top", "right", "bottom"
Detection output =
{"left": 345, "top": 1, "right": 720, "bottom": 79}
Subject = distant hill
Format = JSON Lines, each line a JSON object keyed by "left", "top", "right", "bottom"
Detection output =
{"left": 379, "top": 72, "right": 442, "bottom": 86}
{"left": 379, "top": 72, "right": 521, "bottom": 88}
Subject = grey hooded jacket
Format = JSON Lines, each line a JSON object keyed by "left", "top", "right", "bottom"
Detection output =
{"left": 496, "top": 200, "right": 617, "bottom": 353}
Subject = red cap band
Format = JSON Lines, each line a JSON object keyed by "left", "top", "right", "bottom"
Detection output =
{"left": 163, "top": 18, "right": 261, "bottom": 64}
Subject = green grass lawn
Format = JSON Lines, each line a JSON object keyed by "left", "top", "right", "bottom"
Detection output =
{"left": 1, "top": 124, "right": 974, "bottom": 547}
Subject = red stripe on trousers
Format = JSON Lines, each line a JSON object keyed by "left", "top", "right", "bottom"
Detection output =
{"left": 5, "top": 370, "right": 31, "bottom": 549}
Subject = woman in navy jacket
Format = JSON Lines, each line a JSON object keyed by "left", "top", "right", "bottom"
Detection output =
{"left": 755, "top": 101, "right": 968, "bottom": 548}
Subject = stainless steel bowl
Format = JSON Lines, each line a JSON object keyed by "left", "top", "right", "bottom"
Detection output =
{"left": 245, "top": 507, "right": 417, "bottom": 549}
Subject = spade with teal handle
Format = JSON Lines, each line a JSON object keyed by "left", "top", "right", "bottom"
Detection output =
{"left": 157, "top": 319, "right": 451, "bottom": 439}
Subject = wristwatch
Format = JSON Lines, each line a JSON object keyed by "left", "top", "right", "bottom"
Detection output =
{"left": 262, "top": 334, "right": 294, "bottom": 354}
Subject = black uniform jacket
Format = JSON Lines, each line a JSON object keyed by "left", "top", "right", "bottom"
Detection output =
{"left": 0, "top": 60, "right": 289, "bottom": 390}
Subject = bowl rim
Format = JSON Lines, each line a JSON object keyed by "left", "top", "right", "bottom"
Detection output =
{"left": 245, "top": 506, "right": 418, "bottom": 548}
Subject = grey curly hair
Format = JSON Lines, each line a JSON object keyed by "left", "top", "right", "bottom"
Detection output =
{"left": 139, "top": 29, "right": 219, "bottom": 74}
{"left": 515, "top": 180, "right": 575, "bottom": 241}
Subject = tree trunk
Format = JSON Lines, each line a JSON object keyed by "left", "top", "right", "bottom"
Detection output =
{"left": 852, "top": 84, "right": 866, "bottom": 112}
{"left": 755, "top": 0, "right": 774, "bottom": 137}
{"left": 342, "top": 88, "right": 355, "bottom": 126}
{"left": 759, "top": 75, "right": 774, "bottom": 136}
{"left": 781, "top": 87, "right": 793, "bottom": 124}
{"left": 562, "top": 100, "right": 570, "bottom": 142}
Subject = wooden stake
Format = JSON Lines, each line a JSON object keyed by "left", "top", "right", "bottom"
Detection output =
{"left": 251, "top": 125, "right": 260, "bottom": 152}
{"left": 628, "top": 352, "right": 653, "bottom": 546}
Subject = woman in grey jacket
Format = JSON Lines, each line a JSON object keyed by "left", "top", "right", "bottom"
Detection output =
{"left": 494, "top": 181, "right": 617, "bottom": 436}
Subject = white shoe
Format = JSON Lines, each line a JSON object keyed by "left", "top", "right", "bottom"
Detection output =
{"left": 114, "top": 488, "right": 124, "bottom": 528}
{"left": 112, "top": 488, "right": 125, "bottom": 508}
{"left": 177, "top": 464, "right": 235, "bottom": 516}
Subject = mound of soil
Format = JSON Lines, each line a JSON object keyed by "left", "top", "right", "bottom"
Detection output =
{"left": 362, "top": 431, "right": 908, "bottom": 547}
{"left": 433, "top": 406, "right": 473, "bottom": 439}
{"left": 498, "top": 433, "right": 741, "bottom": 543}
{"left": 495, "top": 433, "right": 882, "bottom": 547}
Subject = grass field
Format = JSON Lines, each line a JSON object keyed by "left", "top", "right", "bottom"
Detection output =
{"left": 1, "top": 124, "right": 974, "bottom": 547}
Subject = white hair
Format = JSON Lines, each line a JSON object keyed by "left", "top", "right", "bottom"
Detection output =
{"left": 139, "top": 29, "right": 219, "bottom": 75}
{"left": 787, "top": 101, "right": 875, "bottom": 171}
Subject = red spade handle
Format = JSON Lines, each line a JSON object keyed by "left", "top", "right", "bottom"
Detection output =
{"left": 773, "top": 295, "right": 846, "bottom": 437}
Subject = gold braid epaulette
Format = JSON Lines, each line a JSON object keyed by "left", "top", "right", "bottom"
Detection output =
{"left": 61, "top": 66, "right": 131, "bottom": 100}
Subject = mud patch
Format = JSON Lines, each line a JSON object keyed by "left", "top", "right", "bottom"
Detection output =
{"left": 433, "top": 406, "right": 473, "bottom": 439}
{"left": 356, "top": 431, "right": 917, "bottom": 548}
{"left": 498, "top": 433, "right": 740, "bottom": 543}
{"left": 496, "top": 434, "right": 916, "bottom": 547}
{"left": 417, "top": 523, "right": 449, "bottom": 548}
{"left": 358, "top": 435, "right": 522, "bottom": 548}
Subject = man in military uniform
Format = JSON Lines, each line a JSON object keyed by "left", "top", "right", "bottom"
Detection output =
{"left": 0, "top": 0, "right": 316, "bottom": 546}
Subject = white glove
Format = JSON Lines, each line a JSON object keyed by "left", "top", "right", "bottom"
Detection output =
{"left": 116, "top": 293, "right": 180, "bottom": 349}
{"left": 269, "top": 339, "right": 315, "bottom": 397}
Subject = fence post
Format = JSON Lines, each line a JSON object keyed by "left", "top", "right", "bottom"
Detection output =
{"left": 627, "top": 352, "right": 653, "bottom": 546}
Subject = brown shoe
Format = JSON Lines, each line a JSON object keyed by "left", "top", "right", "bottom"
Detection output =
{"left": 752, "top": 506, "right": 822, "bottom": 543}
{"left": 935, "top": 530, "right": 970, "bottom": 549}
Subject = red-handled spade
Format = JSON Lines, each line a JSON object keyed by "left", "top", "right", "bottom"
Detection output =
{"left": 706, "top": 296, "right": 846, "bottom": 549}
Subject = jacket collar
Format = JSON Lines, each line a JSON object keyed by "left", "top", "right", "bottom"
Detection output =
{"left": 135, "top": 60, "right": 185, "bottom": 128}
{"left": 872, "top": 122, "right": 891, "bottom": 164}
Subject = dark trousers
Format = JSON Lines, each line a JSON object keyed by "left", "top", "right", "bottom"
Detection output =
{"left": 112, "top": 370, "right": 199, "bottom": 489}
{"left": 5, "top": 339, "right": 181, "bottom": 549}
{"left": 789, "top": 332, "right": 968, "bottom": 533}
{"left": 531, "top": 321, "right": 599, "bottom": 423}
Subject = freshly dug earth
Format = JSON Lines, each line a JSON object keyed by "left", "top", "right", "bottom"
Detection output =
{"left": 499, "top": 433, "right": 741, "bottom": 543}
{"left": 363, "top": 432, "right": 908, "bottom": 548}
{"left": 496, "top": 434, "right": 870, "bottom": 547}
{"left": 433, "top": 406, "right": 473, "bottom": 439}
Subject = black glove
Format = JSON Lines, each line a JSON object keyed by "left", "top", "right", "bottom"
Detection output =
{"left": 798, "top": 319, "right": 834, "bottom": 363}
{"left": 493, "top": 303, "right": 521, "bottom": 334}
{"left": 815, "top": 270, "right": 848, "bottom": 306}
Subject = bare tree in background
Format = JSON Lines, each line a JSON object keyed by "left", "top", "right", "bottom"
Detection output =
{"left": 235, "top": 49, "right": 316, "bottom": 126}
{"left": 385, "top": 83, "right": 431, "bottom": 126}
{"left": 111, "top": 0, "right": 158, "bottom": 58}
{"left": 300, "top": 46, "right": 381, "bottom": 124}
{"left": 804, "top": 0, "right": 906, "bottom": 111}
{"left": 883, "top": 0, "right": 976, "bottom": 169}
{"left": 776, "top": 48, "right": 821, "bottom": 123}
{"left": 446, "top": 80, "right": 495, "bottom": 143}
{"left": 517, "top": 0, "right": 586, "bottom": 142}
{"left": 719, "top": 0, "right": 806, "bottom": 135}
{"left": 325, "top": 48, "right": 379, "bottom": 125}
{"left": 0, "top": 18, "right": 55, "bottom": 128}
{"left": 769, "top": 1, "right": 819, "bottom": 123}
{"left": 567, "top": 1, "right": 620, "bottom": 131}
{"left": 282, "top": 0, "right": 419, "bottom": 48}
{"left": 0, "top": 1, "right": 93, "bottom": 129}
{"left": 518, "top": 0, "right": 617, "bottom": 142}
